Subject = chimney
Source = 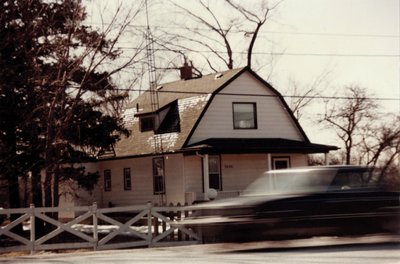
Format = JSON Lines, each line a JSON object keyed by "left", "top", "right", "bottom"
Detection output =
{"left": 179, "top": 60, "right": 193, "bottom": 80}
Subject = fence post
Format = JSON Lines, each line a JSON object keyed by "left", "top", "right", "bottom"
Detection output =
{"left": 92, "top": 202, "right": 98, "bottom": 251}
{"left": 147, "top": 201, "right": 153, "bottom": 247}
{"left": 30, "top": 204, "right": 35, "bottom": 255}
{"left": 183, "top": 203, "right": 189, "bottom": 241}
{"left": 176, "top": 203, "right": 185, "bottom": 241}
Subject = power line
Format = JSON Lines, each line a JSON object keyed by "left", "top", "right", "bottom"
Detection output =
{"left": 88, "top": 22, "right": 399, "bottom": 39}
{"left": 114, "top": 46, "right": 400, "bottom": 58}
{"left": 259, "top": 30, "right": 399, "bottom": 39}
{"left": 112, "top": 87, "right": 400, "bottom": 101}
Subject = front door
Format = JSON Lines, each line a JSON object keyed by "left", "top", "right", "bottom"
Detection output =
{"left": 208, "top": 156, "right": 221, "bottom": 190}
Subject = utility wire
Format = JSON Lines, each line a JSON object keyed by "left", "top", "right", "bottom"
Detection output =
{"left": 88, "top": 22, "right": 399, "bottom": 39}
{"left": 114, "top": 46, "right": 400, "bottom": 58}
{"left": 111, "top": 87, "right": 400, "bottom": 101}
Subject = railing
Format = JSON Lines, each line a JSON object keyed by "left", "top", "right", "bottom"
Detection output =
{"left": 0, "top": 202, "right": 201, "bottom": 254}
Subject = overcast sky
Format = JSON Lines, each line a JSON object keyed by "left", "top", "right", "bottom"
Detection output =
{"left": 262, "top": 0, "right": 399, "bottom": 144}
{"left": 85, "top": 0, "right": 399, "bottom": 145}
{"left": 269, "top": 0, "right": 399, "bottom": 104}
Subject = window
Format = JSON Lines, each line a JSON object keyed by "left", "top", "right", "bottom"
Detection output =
{"left": 272, "top": 156, "right": 291, "bottom": 170}
{"left": 209, "top": 156, "right": 221, "bottom": 190}
{"left": 123, "top": 168, "right": 131, "bottom": 190}
{"left": 140, "top": 116, "right": 154, "bottom": 132}
{"left": 155, "top": 102, "right": 181, "bottom": 134}
{"left": 233, "top": 102, "right": 257, "bottom": 129}
{"left": 104, "top": 170, "right": 112, "bottom": 191}
{"left": 331, "top": 170, "right": 368, "bottom": 189}
{"left": 152, "top": 158, "right": 165, "bottom": 194}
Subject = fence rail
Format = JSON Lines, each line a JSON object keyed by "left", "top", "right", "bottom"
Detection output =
{"left": 0, "top": 202, "right": 201, "bottom": 254}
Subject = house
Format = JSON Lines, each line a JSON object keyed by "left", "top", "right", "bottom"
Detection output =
{"left": 68, "top": 65, "right": 338, "bottom": 208}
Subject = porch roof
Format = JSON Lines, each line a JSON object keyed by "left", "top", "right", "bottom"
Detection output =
{"left": 184, "top": 138, "right": 339, "bottom": 154}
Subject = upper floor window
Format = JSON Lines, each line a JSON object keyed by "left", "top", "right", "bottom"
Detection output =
{"left": 140, "top": 116, "right": 154, "bottom": 132}
{"left": 233, "top": 102, "right": 257, "bottom": 129}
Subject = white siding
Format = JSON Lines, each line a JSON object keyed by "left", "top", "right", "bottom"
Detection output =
{"left": 182, "top": 153, "right": 308, "bottom": 203}
{"left": 221, "top": 154, "right": 269, "bottom": 191}
{"left": 98, "top": 158, "right": 154, "bottom": 207}
{"left": 94, "top": 154, "right": 185, "bottom": 207}
{"left": 164, "top": 154, "right": 185, "bottom": 204}
{"left": 188, "top": 72, "right": 304, "bottom": 144}
{"left": 184, "top": 155, "right": 203, "bottom": 194}
{"left": 271, "top": 153, "right": 308, "bottom": 168}
{"left": 220, "top": 153, "right": 307, "bottom": 194}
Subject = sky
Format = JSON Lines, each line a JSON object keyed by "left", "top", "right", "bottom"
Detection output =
{"left": 269, "top": 0, "right": 399, "bottom": 104}
{"left": 85, "top": 0, "right": 399, "bottom": 146}
{"left": 262, "top": 0, "right": 400, "bottom": 144}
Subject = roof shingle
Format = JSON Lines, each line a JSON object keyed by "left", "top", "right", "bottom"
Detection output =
{"left": 114, "top": 68, "right": 245, "bottom": 157}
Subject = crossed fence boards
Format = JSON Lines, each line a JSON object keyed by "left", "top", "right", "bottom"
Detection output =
{"left": 0, "top": 203, "right": 201, "bottom": 253}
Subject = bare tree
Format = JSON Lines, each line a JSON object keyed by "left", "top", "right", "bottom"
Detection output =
{"left": 225, "top": 0, "right": 281, "bottom": 69}
{"left": 320, "top": 86, "right": 378, "bottom": 165}
{"left": 320, "top": 86, "right": 399, "bottom": 184}
{"left": 284, "top": 66, "right": 333, "bottom": 120}
{"left": 359, "top": 114, "right": 400, "bottom": 182}
{"left": 154, "top": 0, "right": 281, "bottom": 74}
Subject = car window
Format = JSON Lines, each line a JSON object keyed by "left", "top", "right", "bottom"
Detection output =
{"left": 243, "top": 169, "right": 337, "bottom": 195}
{"left": 330, "top": 170, "right": 369, "bottom": 190}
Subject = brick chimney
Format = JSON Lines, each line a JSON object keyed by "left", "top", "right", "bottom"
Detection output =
{"left": 179, "top": 61, "right": 193, "bottom": 80}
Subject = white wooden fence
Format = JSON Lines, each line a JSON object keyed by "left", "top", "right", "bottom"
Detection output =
{"left": 0, "top": 203, "right": 201, "bottom": 254}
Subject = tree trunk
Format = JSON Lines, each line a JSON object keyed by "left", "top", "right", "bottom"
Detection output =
{"left": 8, "top": 172, "right": 23, "bottom": 234}
{"left": 5, "top": 120, "right": 23, "bottom": 234}
{"left": 44, "top": 121, "right": 56, "bottom": 209}
{"left": 247, "top": 23, "right": 262, "bottom": 69}
{"left": 52, "top": 165, "right": 59, "bottom": 220}
{"left": 31, "top": 166, "right": 45, "bottom": 237}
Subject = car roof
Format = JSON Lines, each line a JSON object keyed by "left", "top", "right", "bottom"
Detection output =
{"left": 268, "top": 165, "right": 371, "bottom": 174}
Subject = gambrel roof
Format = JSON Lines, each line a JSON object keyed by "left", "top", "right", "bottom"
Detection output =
{"left": 108, "top": 67, "right": 337, "bottom": 159}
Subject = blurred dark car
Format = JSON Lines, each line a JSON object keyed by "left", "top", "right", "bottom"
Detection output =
{"left": 185, "top": 165, "right": 400, "bottom": 242}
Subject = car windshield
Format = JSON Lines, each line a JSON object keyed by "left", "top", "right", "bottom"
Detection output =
{"left": 242, "top": 167, "right": 370, "bottom": 196}
{"left": 243, "top": 168, "right": 336, "bottom": 195}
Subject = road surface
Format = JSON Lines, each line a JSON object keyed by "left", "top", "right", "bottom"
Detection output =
{"left": 1, "top": 235, "right": 399, "bottom": 264}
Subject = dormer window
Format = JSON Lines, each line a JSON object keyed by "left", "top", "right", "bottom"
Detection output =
{"left": 137, "top": 101, "right": 181, "bottom": 134}
{"left": 140, "top": 116, "right": 154, "bottom": 132}
{"left": 233, "top": 102, "right": 257, "bottom": 129}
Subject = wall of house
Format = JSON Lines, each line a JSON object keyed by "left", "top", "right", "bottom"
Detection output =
{"left": 69, "top": 152, "right": 307, "bottom": 207}
{"left": 183, "top": 155, "right": 203, "bottom": 203}
{"left": 281, "top": 153, "right": 308, "bottom": 167}
{"left": 188, "top": 72, "right": 304, "bottom": 145}
{"left": 221, "top": 153, "right": 307, "bottom": 191}
{"left": 164, "top": 154, "right": 186, "bottom": 205}
{"left": 183, "top": 153, "right": 308, "bottom": 203}
{"left": 220, "top": 154, "right": 269, "bottom": 192}
{"left": 98, "top": 157, "right": 152, "bottom": 207}
{"left": 94, "top": 154, "right": 185, "bottom": 207}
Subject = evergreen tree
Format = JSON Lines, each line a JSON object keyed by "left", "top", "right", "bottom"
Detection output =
{"left": 0, "top": 0, "right": 132, "bottom": 212}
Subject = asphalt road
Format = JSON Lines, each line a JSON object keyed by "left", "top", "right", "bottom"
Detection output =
{"left": 1, "top": 235, "right": 399, "bottom": 264}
